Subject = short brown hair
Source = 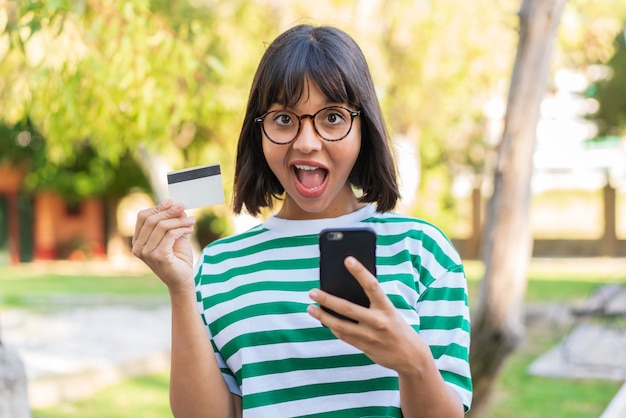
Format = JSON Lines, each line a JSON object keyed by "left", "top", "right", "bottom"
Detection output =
{"left": 233, "top": 25, "right": 399, "bottom": 216}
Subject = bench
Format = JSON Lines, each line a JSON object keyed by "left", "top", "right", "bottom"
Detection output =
{"left": 571, "top": 283, "right": 626, "bottom": 318}
{"left": 562, "top": 283, "right": 626, "bottom": 367}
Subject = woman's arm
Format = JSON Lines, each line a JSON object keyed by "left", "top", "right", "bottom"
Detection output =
{"left": 133, "top": 200, "right": 240, "bottom": 418}
{"left": 393, "top": 332, "right": 465, "bottom": 418}
{"left": 168, "top": 284, "right": 240, "bottom": 418}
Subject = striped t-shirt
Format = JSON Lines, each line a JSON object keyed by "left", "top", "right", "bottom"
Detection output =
{"left": 194, "top": 205, "right": 472, "bottom": 417}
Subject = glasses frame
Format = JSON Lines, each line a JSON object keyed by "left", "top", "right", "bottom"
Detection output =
{"left": 254, "top": 106, "right": 361, "bottom": 145}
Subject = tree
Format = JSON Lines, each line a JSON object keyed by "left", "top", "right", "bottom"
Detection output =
{"left": 0, "top": 0, "right": 284, "bottom": 254}
{"left": 468, "top": 0, "right": 567, "bottom": 415}
{"left": 1, "top": 0, "right": 280, "bottom": 198}
{"left": 349, "top": 0, "right": 520, "bottom": 226}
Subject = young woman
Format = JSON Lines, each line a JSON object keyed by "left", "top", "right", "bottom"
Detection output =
{"left": 133, "top": 24, "right": 472, "bottom": 417}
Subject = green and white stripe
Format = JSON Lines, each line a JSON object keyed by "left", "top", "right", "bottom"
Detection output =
{"left": 195, "top": 205, "right": 472, "bottom": 416}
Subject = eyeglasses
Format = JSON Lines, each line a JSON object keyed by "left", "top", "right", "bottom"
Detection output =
{"left": 254, "top": 106, "right": 361, "bottom": 145}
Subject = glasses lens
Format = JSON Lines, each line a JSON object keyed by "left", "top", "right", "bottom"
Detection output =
{"left": 314, "top": 107, "right": 353, "bottom": 141}
{"left": 263, "top": 110, "right": 299, "bottom": 144}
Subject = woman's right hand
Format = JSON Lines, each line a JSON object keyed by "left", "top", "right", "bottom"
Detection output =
{"left": 132, "top": 199, "right": 197, "bottom": 292}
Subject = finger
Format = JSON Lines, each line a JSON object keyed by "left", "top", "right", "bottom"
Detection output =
{"left": 344, "top": 256, "right": 390, "bottom": 307}
{"left": 134, "top": 207, "right": 194, "bottom": 255}
{"left": 142, "top": 216, "right": 195, "bottom": 255}
{"left": 134, "top": 201, "right": 187, "bottom": 248}
{"left": 308, "top": 288, "right": 369, "bottom": 325}
{"left": 133, "top": 200, "right": 173, "bottom": 245}
{"left": 306, "top": 300, "right": 357, "bottom": 331}
{"left": 134, "top": 228, "right": 195, "bottom": 282}
{"left": 305, "top": 304, "right": 339, "bottom": 328}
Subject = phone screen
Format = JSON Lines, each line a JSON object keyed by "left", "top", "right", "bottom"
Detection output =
{"left": 318, "top": 227, "right": 377, "bottom": 322}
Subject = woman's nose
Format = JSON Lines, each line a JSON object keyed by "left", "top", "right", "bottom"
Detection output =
{"left": 292, "top": 117, "right": 322, "bottom": 152}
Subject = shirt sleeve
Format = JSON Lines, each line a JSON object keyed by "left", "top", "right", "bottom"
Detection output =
{"left": 414, "top": 233, "right": 473, "bottom": 412}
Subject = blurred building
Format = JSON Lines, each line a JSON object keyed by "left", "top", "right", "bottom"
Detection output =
{"left": 0, "top": 164, "right": 106, "bottom": 265}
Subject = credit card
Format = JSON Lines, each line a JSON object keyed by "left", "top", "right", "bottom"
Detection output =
{"left": 167, "top": 163, "right": 225, "bottom": 210}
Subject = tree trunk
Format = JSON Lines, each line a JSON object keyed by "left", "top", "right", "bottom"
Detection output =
{"left": 136, "top": 144, "right": 172, "bottom": 203}
{"left": 0, "top": 344, "right": 31, "bottom": 418}
{"left": 468, "top": 0, "right": 566, "bottom": 416}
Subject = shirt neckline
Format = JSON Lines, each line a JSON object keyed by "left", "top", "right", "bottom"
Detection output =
{"left": 262, "top": 205, "right": 377, "bottom": 236}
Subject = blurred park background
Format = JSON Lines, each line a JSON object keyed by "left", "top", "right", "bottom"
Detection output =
{"left": 1, "top": 0, "right": 626, "bottom": 417}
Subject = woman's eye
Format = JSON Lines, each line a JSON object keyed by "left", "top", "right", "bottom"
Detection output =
{"left": 324, "top": 111, "right": 346, "bottom": 124}
{"left": 274, "top": 113, "right": 294, "bottom": 125}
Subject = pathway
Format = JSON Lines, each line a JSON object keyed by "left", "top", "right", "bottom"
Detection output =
{"left": 2, "top": 302, "right": 171, "bottom": 409}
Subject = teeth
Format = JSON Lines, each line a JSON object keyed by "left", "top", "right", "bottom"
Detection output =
{"left": 294, "top": 164, "right": 318, "bottom": 170}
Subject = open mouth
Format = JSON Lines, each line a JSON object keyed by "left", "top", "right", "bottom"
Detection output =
{"left": 293, "top": 164, "right": 328, "bottom": 190}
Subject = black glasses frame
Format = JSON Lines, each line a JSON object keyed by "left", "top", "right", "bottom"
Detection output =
{"left": 254, "top": 106, "right": 361, "bottom": 145}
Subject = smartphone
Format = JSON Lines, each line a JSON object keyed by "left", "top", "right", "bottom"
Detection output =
{"left": 318, "top": 227, "right": 377, "bottom": 322}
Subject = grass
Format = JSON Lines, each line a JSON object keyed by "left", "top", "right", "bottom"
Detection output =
{"left": 32, "top": 373, "right": 172, "bottom": 418}
{"left": 464, "top": 258, "right": 626, "bottom": 303}
{"left": 490, "top": 349, "right": 622, "bottom": 417}
{"left": 465, "top": 258, "right": 626, "bottom": 417}
{"left": 0, "top": 263, "right": 167, "bottom": 308}
{"left": 4, "top": 258, "right": 626, "bottom": 417}
{"left": 486, "top": 308, "right": 623, "bottom": 418}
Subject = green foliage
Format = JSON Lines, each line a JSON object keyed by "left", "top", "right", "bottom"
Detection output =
{"left": 24, "top": 0, "right": 216, "bottom": 163}
{"left": 557, "top": 1, "right": 626, "bottom": 139}
{"left": 1, "top": 0, "right": 625, "bottom": 228}
{"left": 587, "top": 30, "right": 626, "bottom": 136}
{"left": 0, "top": 120, "right": 45, "bottom": 166}
{"left": 194, "top": 209, "right": 232, "bottom": 248}
{"left": 3, "top": 0, "right": 74, "bottom": 50}
{"left": 354, "top": 0, "right": 519, "bottom": 226}
{"left": 0, "top": 0, "right": 281, "bottom": 204}
{"left": 0, "top": 121, "right": 150, "bottom": 200}
{"left": 26, "top": 142, "right": 112, "bottom": 201}
{"left": 558, "top": 0, "right": 626, "bottom": 66}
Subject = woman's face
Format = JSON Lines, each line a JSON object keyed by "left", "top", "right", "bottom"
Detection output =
{"left": 261, "top": 80, "right": 363, "bottom": 220}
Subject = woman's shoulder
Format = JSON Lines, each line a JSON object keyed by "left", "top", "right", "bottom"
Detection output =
{"left": 365, "top": 211, "right": 451, "bottom": 239}
{"left": 366, "top": 211, "right": 462, "bottom": 266}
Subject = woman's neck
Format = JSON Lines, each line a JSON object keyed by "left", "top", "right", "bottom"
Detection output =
{"left": 276, "top": 189, "right": 366, "bottom": 220}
